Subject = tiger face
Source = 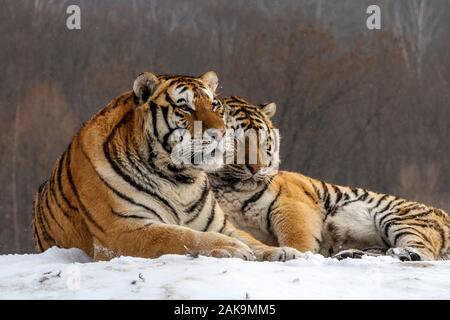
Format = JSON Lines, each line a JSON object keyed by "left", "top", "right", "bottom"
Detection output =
{"left": 133, "top": 71, "right": 226, "bottom": 171}
{"left": 221, "top": 96, "right": 280, "bottom": 181}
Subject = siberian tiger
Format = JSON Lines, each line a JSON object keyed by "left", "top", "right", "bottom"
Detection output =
{"left": 209, "top": 96, "right": 450, "bottom": 261}
{"left": 32, "top": 72, "right": 301, "bottom": 262}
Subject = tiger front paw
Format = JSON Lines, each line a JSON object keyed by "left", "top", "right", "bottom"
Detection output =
{"left": 203, "top": 246, "right": 256, "bottom": 261}
{"left": 253, "top": 246, "right": 302, "bottom": 262}
{"left": 195, "top": 233, "right": 256, "bottom": 261}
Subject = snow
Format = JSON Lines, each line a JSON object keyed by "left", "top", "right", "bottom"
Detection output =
{"left": 0, "top": 247, "right": 449, "bottom": 299}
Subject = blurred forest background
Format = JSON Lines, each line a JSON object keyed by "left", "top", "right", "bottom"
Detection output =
{"left": 0, "top": 0, "right": 449, "bottom": 254}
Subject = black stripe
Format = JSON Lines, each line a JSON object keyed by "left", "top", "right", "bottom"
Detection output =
{"left": 203, "top": 204, "right": 216, "bottom": 231}
{"left": 359, "top": 189, "right": 369, "bottom": 201}
{"left": 179, "top": 86, "right": 188, "bottom": 94}
{"left": 309, "top": 179, "right": 322, "bottom": 200}
{"left": 128, "top": 222, "right": 156, "bottom": 232}
{"left": 37, "top": 186, "right": 56, "bottom": 244}
{"left": 79, "top": 144, "right": 165, "bottom": 223}
{"left": 377, "top": 197, "right": 405, "bottom": 215}
{"left": 376, "top": 211, "right": 392, "bottom": 228}
{"left": 328, "top": 206, "right": 339, "bottom": 217}
{"left": 143, "top": 150, "right": 188, "bottom": 185}
{"left": 186, "top": 188, "right": 210, "bottom": 224}
{"left": 389, "top": 199, "right": 407, "bottom": 211}
{"left": 218, "top": 218, "right": 227, "bottom": 233}
{"left": 55, "top": 151, "right": 77, "bottom": 211}
{"left": 160, "top": 104, "right": 173, "bottom": 131}
{"left": 187, "top": 181, "right": 210, "bottom": 214}
{"left": 399, "top": 208, "right": 432, "bottom": 220}
{"left": 65, "top": 142, "right": 105, "bottom": 233}
{"left": 111, "top": 209, "right": 162, "bottom": 222}
{"left": 48, "top": 177, "right": 71, "bottom": 219}
{"left": 332, "top": 185, "right": 343, "bottom": 204}
{"left": 303, "top": 189, "right": 317, "bottom": 203}
{"left": 376, "top": 198, "right": 395, "bottom": 215}
{"left": 401, "top": 203, "right": 423, "bottom": 212}
{"left": 391, "top": 226, "right": 430, "bottom": 246}
{"left": 392, "top": 230, "right": 414, "bottom": 244}
{"left": 406, "top": 220, "right": 446, "bottom": 247}
{"left": 408, "top": 242, "right": 427, "bottom": 249}
{"left": 124, "top": 150, "right": 158, "bottom": 188}
{"left": 43, "top": 187, "right": 64, "bottom": 231}
{"left": 373, "top": 194, "right": 389, "bottom": 208}
{"left": 381, "top": 216, "right": 401, "bottom": 237}
{"left": 340, "top": 193, "right": 365, "bottom": 207}
{"left": 161, "top": 129, "right": 176, "bottom": 154}
{"left": 321, "top": 181, "right": 331, "bottom": 211}
{"left": 392, "top": 227, "right": 423, "bottom": 244}
{"left": 103, "top": 115, "right": 180, "bottom": 224}
{"left": 266, "top": 190, "right": 281, "bottom": 234}
{"left": 241, "top": 186, "right": 267, "bottom": 212}
{"left": 383, "top": 218, "right": 429, "bottom": 241}
{"left": 150, "top": 102, "right": 160, "bottom": 141}
{"left": 314, "top": 236, "right": 322, "bottom": 247}
{"left": 167, "top": 163, "right": 196, "bottom": 184}
{"left": 380, "top": 234, "right": 390, "bottom": 247}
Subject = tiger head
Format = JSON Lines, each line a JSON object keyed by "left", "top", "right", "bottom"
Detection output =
{"left": 133, "top": 71, "right": 226, "bottom": 171}
{"left": 220, "top": 96, "right": 280, "bottom": 181}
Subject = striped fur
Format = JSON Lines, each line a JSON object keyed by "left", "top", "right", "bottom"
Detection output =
{"left": 32, "top": 72, "right": 297, "bottom": 262}
{"left": 209, "top": 96, "right": 450, "bottom": 261}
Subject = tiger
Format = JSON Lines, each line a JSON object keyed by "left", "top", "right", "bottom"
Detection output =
{"left": 208, "top": 96, "right": 450, "bottom": 261}
{"left": 31, "top": 72, "right": 302, "bottom": 262}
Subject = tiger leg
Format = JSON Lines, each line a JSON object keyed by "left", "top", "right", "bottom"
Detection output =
{"left": 384, "top": 226, "right": 440, "bottom": 261}
{"left": 270, "top": 201, "right": 323, "bottom": 254}
{"left": 385, "top": 233, "right": 438, "bottom": 261}
{"left": 94, "top": 222, "right": 255, "bottom": 261}
{"left": 221, "top": 220, "right": 303, "bottom": 262}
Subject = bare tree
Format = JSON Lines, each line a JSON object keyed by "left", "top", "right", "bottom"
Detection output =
{"left": 390, "top": 0, "right": 442, "bottom": 80}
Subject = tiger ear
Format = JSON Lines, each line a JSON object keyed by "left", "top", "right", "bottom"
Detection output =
{"left": 200, "top": 71, "right": 219, "bottom": 93}
{"left": 133, "top": 72, "right": 159, "bottom": 105}
{"left": 260, "top": 102, "right": 277, "bottom": 118}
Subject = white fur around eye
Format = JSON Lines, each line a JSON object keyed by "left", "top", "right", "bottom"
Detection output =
{"left": 172, "top": 88, "right": 195, "bottom": 111}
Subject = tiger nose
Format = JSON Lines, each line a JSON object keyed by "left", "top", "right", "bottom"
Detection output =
{"left": 209, "top": 128, "right": 225, "bottom": 142}
{"left": 246, "top": 164, "right": 263, "bottom": 174}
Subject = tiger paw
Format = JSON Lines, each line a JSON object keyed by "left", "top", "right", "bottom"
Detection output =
{"left": 197, "top": 232, "right": 256, "bottom": 261}
{"left": 386, "top": 247, "right": 422, "bottom": 261}
{"left": 202, "top": 246, "right": 256, "bottom": 261}
{"left": 333, "top": 249, "right": 366, "bottom": 260}
{"left": 253, "top": 246, "right": 302, "bottom": 262}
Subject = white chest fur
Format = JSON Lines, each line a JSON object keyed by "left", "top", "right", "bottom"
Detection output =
{"left": 214, "top": 186, "right": 278, "bottom": 245}
{"left": 321, "top": 201, "right": 385, "bottom": 255}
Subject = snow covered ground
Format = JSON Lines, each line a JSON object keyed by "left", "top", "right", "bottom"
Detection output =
{"left": 0, "top": 247, "right": 449, "bottom": 299}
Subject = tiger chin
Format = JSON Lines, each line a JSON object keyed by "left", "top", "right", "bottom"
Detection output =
{"left": 31, "top": 71, "right": 302, "bottom": 262}
{"left": 209, "top": 96, "right": 450, "bottom": 261}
